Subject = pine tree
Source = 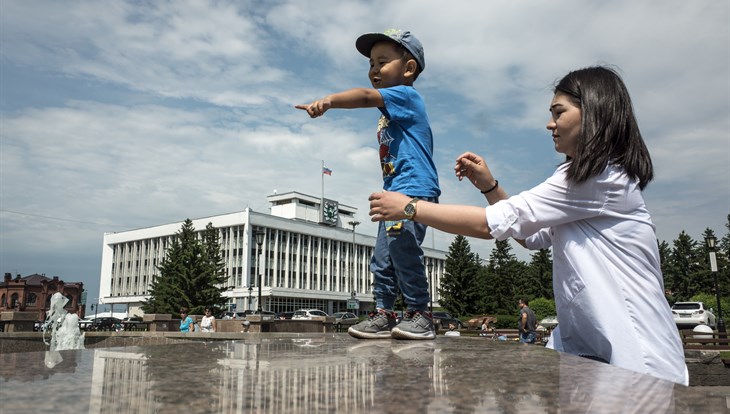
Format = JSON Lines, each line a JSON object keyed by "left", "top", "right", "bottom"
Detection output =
{"left": 439, "top": 235, "right": 482, "bottom": 316}
{"left": 525, "top": 249, "right": 553, "bottom": 299}
{"left": 192, "top": 223, "right": 228, "bottom": 314}
{"left": 667, "top": 231, "right": 703, "bottom": 300}
{"left": 142, "top": 219, "right": 227, "bottom": 315}
{"left": 484, "top": 239, "right": 525, "bottom": 314}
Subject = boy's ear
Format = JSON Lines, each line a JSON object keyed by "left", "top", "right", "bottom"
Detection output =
{"left": 404, "top": 58, "right": 418, "bottom": 78}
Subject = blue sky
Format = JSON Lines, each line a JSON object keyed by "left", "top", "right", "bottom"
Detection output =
{"left": 1, "top": 0, "right": 728, "bottom": 304}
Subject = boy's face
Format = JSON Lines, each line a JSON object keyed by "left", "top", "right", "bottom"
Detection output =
{"left": 368, "top": 41, "right": 415, "bottom": 89}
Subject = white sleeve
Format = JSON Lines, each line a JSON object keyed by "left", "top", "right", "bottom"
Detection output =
{"left": 485, "top": 165, "right": 608, "bottom": 241}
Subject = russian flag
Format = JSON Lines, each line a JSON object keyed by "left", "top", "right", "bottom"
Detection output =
{"left": 322, "top": 167, "right": 332, "bottom": 176}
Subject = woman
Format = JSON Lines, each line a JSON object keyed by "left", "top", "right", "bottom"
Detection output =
{"left": 179, "top": 308, "right": 195, "bottom": 333}
{"left": 368, "top": 66, "right": 688, "bottom": 385}
{"left": 200, "top": 308, "right": 217, "bottom": 333}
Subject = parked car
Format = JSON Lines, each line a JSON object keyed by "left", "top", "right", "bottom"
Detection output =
{"left": 121, "top": 316, "right": 143, "bottom": 330}
{"left": 671, "top": 302, "right": 716, "bottom": 328}
{"left": 332, "top": 312, "right": 359, "bottom": 329}
{"left": 431, "top": 311, "right": 463, "bottom": 330}
{"left": 222, "top": 311, "right": 247, "bottom": 320}
{"left": 292, "top": 309, "right": 328, "bottom": 320}
{"left": 78, "top": 318, "right": 95, "bottom": 331}
{"left": 87, "top": 317, "right": 123, "bottom": 331}
{"left": 279, "top": 311, "right": 295, "bottom": 320}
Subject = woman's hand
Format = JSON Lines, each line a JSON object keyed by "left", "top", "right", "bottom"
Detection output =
{"left": 368, "top": 191, "right": 411, "bottom": 221}
{"left": 454, "top": 152, "right": 496, "bottom": 192}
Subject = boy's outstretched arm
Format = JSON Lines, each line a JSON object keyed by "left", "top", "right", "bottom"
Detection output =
{"left": 295, "top": 88, "right": 384, "bottom": 118}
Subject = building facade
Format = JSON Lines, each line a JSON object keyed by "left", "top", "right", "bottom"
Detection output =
{"left": 0, "top": 273, "right": 85, "bottom": 321}
{"left": 99, "top": 192, "right": 446, "bottom": 316}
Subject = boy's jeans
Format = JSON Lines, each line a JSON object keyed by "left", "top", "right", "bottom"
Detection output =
{"left": 370, "top": 197, "right": 435, "bottom": 311}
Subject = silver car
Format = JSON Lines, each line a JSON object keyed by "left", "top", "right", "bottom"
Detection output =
{"left": 332, "top": 312, "right": 360, "bottom": 330}
{"left": 292, "top": 309, "right": 328, "bottom": 320}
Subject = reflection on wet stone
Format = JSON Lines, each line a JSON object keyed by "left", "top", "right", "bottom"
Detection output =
{"left": 0, "top": 335, "right": 727, "bottom": 413}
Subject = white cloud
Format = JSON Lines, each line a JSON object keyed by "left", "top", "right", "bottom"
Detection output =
{"left": 1, "top": 0, "right": 728, "bottom": 297}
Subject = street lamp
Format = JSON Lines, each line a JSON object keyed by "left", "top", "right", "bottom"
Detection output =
{"left": 427, "top": 259, "right": 434, "bottom": 314}
{"left": 348, "top": 220, "right": 360, "bottom": 298}
{"left": 705, "top": 235, "right": 726, "bottom": 337}
{"left": 255, "top": 230, "right": 265, "bottom": 313}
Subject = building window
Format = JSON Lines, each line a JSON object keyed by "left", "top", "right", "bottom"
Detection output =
{"left": 25, "top": 293, "right": 37, "bottom": 306}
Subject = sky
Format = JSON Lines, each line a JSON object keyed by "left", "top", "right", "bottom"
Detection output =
{"left": 1, "top": 0, "right": 729, "bottom": 306}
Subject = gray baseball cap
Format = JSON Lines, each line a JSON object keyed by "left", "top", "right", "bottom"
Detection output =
{"left": 356, "top": 29, "right": 425, "bottom": 72}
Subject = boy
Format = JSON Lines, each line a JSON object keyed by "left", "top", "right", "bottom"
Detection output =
{"left": 296, "top": 29, "right": 440, "bottom": 340}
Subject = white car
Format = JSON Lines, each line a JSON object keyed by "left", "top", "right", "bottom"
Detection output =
{"left": 671, "top": 302, "right": 716, "bottom": 328}
{"left": 292, "top": 309, "right": 328, "bottom": 320}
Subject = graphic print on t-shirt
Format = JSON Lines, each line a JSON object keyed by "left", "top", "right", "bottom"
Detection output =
{"left": 377, "top": 115, "right": 395, "bottom": 177}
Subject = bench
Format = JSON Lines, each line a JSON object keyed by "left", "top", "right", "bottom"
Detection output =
{"left": 679, "top": 329, "right": 730, "bottom": 350}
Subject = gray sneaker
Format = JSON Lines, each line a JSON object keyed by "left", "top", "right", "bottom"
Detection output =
{"left": 391, "top": 310, "right": 435, "bottom": 340}
{"left": 348, "top": 310, "right": 396, "bottom": 339}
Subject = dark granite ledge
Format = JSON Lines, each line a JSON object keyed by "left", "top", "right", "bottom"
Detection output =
{"left": 1, "top": 335, "right": 729, "bottom": 413}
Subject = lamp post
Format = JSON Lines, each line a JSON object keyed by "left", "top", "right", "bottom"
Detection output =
{"left": 255, "top": 230, "right": 265, "bottom": 313}
{"left": 705, "top": 235, "right": 726, "bottom": 337}
{"left": 348, "top": 220, "right": 360, "bottom": 298}
{"left": 427, "top": 259, "right": 434, "bottom": 314}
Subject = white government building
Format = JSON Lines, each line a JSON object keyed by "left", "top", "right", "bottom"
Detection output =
{"left": 99, "top": 191, "right": 447, "bottom": 316}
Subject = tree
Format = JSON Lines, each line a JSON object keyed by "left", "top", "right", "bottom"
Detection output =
{"left": 484, "top": 239, "right": 526, "bottom": 314}
{"left": 142, "top": 219, "right": 226, "bottom": 315}
{"left": 439, "top": 235, "right": 483, "bottom": 316}
{"left": 193, "top": 223, "right": 228, "bottom": 313}
{"left": 666, "top": 231, "right": 703, "bottom": 300}
{"left": 525, "top": 249, "right": 553, "bottom": 300}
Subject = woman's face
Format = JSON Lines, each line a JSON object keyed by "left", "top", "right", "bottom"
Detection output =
{"left": 547, "top": 92, "right": 582, "bottom": 158}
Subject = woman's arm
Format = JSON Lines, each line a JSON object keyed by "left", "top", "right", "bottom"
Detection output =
{"left": 368, "top": 191, "right": 493, "bottom": 239}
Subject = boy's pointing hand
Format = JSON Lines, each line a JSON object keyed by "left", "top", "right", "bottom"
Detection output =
{"left": 295, "top": 98, "right": 332, "bottom": 118}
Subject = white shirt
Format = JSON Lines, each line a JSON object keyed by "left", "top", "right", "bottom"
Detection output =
{"left": 200, "top": 315, "right": 215, "bottom": 332}
{"left": 486, "top": 163, "right": 688, "bottom": 385}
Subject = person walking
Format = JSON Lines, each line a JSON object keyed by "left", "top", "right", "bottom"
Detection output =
{"left": 518, "top": 298, "right": 537, "bottom": 344}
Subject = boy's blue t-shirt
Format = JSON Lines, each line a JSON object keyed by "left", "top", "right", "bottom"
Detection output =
{"left": 377, "top": 85, "right": 440, "bottom": 198}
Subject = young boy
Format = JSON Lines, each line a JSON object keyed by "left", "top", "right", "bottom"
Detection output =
{"left": 296, "top": 29, "right": 440, "bottom": 340}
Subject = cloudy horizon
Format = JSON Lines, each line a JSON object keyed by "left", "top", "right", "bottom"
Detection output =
{"left": 1, "top": 0, "right": 728, "bottom": 303}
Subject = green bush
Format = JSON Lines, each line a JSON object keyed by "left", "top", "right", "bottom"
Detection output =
{"left": 495, "top": 314, "right": 519, "bottom": 329}
{"left": 529, "top": 297, "right": 556, "bottom": 321}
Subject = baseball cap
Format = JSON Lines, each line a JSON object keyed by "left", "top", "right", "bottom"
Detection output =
{"left": 356, "top": 29, "right": 425, "bottom": 72}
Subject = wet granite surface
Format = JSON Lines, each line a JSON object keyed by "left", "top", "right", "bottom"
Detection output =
{"left": 0, "top": 334, "right": 728, "bottom": 413}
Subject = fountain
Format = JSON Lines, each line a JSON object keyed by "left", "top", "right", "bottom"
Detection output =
{"left": 41, "top": 293, "right": 85, "bottom": 367}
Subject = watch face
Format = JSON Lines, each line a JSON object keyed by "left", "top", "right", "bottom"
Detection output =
{"left": 404, "top": 202, "right": 416, "bottom": 218}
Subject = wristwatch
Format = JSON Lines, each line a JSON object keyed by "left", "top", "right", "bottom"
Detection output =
{"left": 404, "top": 199, "right": 419, "bottom": 220}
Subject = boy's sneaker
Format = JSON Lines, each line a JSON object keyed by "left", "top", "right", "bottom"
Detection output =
{"left": 391, "top": 310, "right": 435, "bottom": 340}
{"left": 348, "top": 310, "right": 397, "bottom": 339}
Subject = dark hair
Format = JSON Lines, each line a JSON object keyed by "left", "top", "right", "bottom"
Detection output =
{"left": 554, "top": 66, "right": 653, "bottom": 190}
{"left": 519, "top": 298, "right": 529, "bottom": 306}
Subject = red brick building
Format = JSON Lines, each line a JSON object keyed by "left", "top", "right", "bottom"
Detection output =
{"left": 0, "top": 273, "right": 85, "bottom": 321}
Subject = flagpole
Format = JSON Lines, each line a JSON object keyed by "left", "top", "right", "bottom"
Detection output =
{"left": 321, "top": 160, "right": 324, "bottom": 222}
